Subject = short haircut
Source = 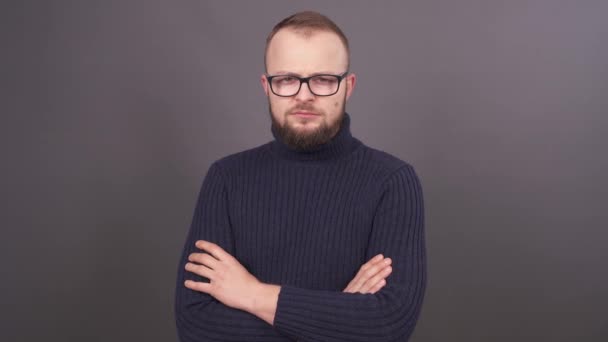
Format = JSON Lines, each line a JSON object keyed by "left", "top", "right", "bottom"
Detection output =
{"left": 264, "top": 11, "right": 350, "bottom": 71}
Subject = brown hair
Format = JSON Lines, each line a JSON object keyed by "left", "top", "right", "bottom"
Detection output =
{"left": 264, "top": 11, "right": 350, "bottom": 71}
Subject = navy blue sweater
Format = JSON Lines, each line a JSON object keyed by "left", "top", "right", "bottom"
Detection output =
{"left": 175, "top": 113, "right": 426, "bottom": 341}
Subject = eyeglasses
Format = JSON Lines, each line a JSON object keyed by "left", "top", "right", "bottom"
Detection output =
{"left": 265, "top": 71, "right": 349, "bottom": 97}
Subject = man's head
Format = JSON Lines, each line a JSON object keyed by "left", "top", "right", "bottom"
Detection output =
{"left": 261, "top": 11, "right": 356, "bottom": 151}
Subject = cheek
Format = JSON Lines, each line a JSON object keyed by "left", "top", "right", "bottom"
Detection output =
{"left": 269, "top": 97, "right": 281, "bottom": 108}
{"left": 269, "top": 98, "right": 292, "bottom": 115}
{"left": 334, "top": 101, "right": 339, "bottom": 108}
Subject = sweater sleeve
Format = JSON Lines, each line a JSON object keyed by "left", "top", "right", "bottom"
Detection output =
{"left": 273, "top": 165, "right": 427, "bottom": 342}
{"left": 174, "top": 162, "right": 285, "bottom": 342}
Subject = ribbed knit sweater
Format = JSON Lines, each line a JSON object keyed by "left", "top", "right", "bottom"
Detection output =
{"left": 175, "top": 113, "right": 426, "bottom": 342}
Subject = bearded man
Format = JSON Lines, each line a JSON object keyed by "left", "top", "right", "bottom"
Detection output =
{"left": 175, "top": 10, "right": 426, "bottom": 342}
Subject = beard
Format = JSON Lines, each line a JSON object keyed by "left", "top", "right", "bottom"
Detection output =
{"left": 269, "top": 96, "right": 346, "bottom": 151}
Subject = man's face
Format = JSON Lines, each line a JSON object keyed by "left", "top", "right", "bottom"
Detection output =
{"left": 262, "top": 29, "right": 356, "bottom": 150}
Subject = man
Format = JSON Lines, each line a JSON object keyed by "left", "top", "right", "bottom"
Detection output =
{"left": 175, "top": 11, "right": 426, "bottom": 342}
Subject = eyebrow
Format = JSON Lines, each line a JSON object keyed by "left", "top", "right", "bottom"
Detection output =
{"left": 270, "top": 71, "right": 341, "bottom": 76}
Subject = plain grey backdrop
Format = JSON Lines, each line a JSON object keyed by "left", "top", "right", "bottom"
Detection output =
{"left": 2, "top": 0, "right": 607, "bottom": 341}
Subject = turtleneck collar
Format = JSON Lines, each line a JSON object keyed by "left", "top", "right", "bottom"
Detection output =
{"left": 269, "top": 112, "right": 361, "bottom": 162}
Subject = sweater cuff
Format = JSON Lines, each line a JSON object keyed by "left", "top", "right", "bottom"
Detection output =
{"left": 274, "top": 285, "right": 383, "bottom": 341}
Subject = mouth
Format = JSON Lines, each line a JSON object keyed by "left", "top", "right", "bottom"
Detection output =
{"left": 291, "top": 111, "right": 320, "bottom": 118}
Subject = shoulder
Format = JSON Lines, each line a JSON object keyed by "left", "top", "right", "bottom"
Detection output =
{"left": 355, "top": 145, "right": 424, "bottom": 209}
{"left": 355, "top": 143, "right": 419, "bottom": 183}
{"left": 207, "top": 142, "right": 272, "bottom": 176}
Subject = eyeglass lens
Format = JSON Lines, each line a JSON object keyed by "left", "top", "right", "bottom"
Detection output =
{"left": 271, "top": 75, "right": 341, "bottom": 96}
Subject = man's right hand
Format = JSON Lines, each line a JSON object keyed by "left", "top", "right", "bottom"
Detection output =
{"left": 343, "top": 254, "right": 392, "bottom": 294}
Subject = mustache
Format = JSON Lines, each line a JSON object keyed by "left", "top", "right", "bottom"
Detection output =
{"left": 289, "top": 105, "right": 320, "bottom": 114}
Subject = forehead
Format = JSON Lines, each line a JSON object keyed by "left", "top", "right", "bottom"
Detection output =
{"left": 266, "top": 28, "right": 348, "bottom": 75}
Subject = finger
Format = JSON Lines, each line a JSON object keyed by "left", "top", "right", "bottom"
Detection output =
{"left": 359, "top": 266, "right": 392, "bottom": 293}
{"left": 348, "top": 259, "right": 392, "bottom": 293}
{"left": 345, "top": 257, "right": 386, "bottom": 292}
{"left": 184, "top": 280, "right": 212, "bottom": 293}
{"left": 343, "top": 281, "right": 357, "bottom": 293}
{"left": 368, "top": 254, "right": 384, "bottom": 264}
{"left": 359, "top": 254, "right": 384, "bottom": 272}
{"left": 185, "top": 262, "right": 214, "bottom": 279}
{"left": 355, "top": 258, "right": 392, "bottom": 287}
{"left": 344, "top": 256, "right": 388, "bottom": 293}
{"left": 188, "top": 252, "right": 220, "bottom": 269}
{"left": 344, "top": 271, "right": 368, "bottom": 293}
{"left": 367, "top": 279, "right": 386, "bottom": 294}
{"left": 195, "top": 240, "right": 232, "bottom": 261}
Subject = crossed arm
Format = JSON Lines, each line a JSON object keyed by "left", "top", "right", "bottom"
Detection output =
{"left": 184, "top": 240, "right": 393, "bottom": 325}
{"left": 175, "top": 163, "right": 425, "bottom": 341}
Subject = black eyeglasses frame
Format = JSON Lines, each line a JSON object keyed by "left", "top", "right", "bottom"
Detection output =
{"left": 265, "top": 71, "right": 349, "bottom": 97}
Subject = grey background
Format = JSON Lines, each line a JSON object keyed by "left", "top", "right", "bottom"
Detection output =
{"left": 2, "top": 0, "right": 607, "bottom": 341}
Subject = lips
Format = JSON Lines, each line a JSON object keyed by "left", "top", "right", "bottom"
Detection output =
{"left": 292, "top": 111, "right": 319, "bottom": 116}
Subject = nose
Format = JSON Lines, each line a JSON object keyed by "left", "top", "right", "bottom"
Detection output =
{"left": 295, "top": 81, "right": 315, "bottom": 101}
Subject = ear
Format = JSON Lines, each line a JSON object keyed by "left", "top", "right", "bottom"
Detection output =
{"left": 261, "top": 74, "right": 270, "bottom": 96}
{"left": 345, "top": 73, "right": 357, "bottom": 100}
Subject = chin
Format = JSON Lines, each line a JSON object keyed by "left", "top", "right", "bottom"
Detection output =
{"left": 289, "top": 118, "right": 322, "bottom": 129}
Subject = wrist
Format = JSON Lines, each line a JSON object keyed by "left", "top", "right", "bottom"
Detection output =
{"left": 248, "top": 282, "right": 280, "bottom": 325}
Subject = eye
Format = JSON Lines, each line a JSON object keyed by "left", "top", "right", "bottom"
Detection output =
{"left": 274, "top": 76, "right": 298, "bottom": 85}
{"left": 312, "top": 76, "right": 337, "bottom": 84}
